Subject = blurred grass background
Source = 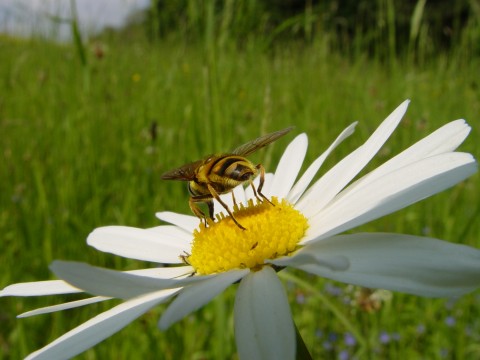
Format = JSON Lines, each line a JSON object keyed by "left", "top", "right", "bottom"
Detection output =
{"left": 1, "top": 0, "right": 479, "bottom": 358}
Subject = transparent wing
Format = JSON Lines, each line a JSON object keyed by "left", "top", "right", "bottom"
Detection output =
{"left": 161, "top": 159, "right": 204, "bottom": 181}
{"left": 231, "top": 127, "right": 294, "bottom": 157}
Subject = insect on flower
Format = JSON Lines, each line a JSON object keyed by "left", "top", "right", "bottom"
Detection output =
{"left": 161, "top": 127, "right": 293, "bottom": 230}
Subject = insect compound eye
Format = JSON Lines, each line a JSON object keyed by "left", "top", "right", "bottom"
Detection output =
{"left": 238, "top": 171, "right": 253, "bottom": 181}
{"left": 227, "top": 163, "right": 254, "bottom": 181}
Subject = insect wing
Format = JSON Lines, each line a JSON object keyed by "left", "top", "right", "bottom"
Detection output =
{"left": 231, "top": 126, "right": 294, "bottom": 157}
{"left": 161, "top": 159, "right": 204, "bottom": 181}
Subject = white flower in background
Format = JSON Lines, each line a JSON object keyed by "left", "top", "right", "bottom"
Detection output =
{"left": 2, "top": 100, "right": 480, "bottom": 360}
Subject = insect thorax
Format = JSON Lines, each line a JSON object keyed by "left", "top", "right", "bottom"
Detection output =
{"left": 189, "top": 155, "right": 258, "bottom": 196}
{"left": 212, "top": 156, "right": 257, "bottom": 182}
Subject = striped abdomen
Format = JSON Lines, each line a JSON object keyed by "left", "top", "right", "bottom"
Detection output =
{"left": 189, "top": 155, "right": 258, "bottom": 196}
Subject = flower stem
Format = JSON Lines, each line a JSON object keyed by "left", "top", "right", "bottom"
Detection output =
{"left": 280, "top": 271, "right": 367, "bottom": 350}
{"left": 295, "top": 322, "right": 313, "bottom": 360}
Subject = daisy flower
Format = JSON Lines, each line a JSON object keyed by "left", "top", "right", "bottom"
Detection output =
{"left": 2, "top": 100, "right": 480, "bottom": 360}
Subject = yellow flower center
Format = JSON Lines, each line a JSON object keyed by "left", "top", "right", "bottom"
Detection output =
{"left": 188, "top": 197, "right": 308, "bottom": 275}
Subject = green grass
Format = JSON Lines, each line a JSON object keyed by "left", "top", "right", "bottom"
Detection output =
{"left": 0, "top": 31, "right": 479, "bottom": 359}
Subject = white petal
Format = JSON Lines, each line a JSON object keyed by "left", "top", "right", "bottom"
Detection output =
{"left": 87, "top": 226, "right": 188, "bottom": 263}
{"left": 50, "top": 261, "right": 207, "bottom": 299}
{"left": 297, "top": 100, "right": 410, "bottom": 218}
{"left": 159, "top": 269, "right": 249, "bottom": 329}
{"left": 340, "top": 120, "right": 471, "bottom": 195}
{"left": 25, "top": 289, "right": 177, "bottom": 360}
{"left": 19, "top": 297, "right": 110, "bottom": 318}
{"left": 287, "top": 123, "right": 357, "bottom": 204}
{"left": 413, "top": 119, "right": 470, "bottom": 153}
{"left": 148, "top": 225, "right": 192, "bottom": 242}
{"left": 267, "top": 134, "right": 308, "bottom": 199}
{"left": 271, "top": 253, "right": 350, "bottom": 272}
{"left": 234, "top": 266, "right": 295, "bottom": 360}
{"left": 0, "top": 280, "right": 81, "bottom": 297}
{"left": 290, "top": 233, "right": 480, "bottom": 297}
{"left": 234, "top": 182, "right": 248, "bottom": 205}
{"left": 155, "top": 211, "right": 200, "bottom": 232}
{"left": 305, "top": 152, "right": 477, "bottom": 243}
{"left": 127, "top": 266, "right": 194, "bottom": 279}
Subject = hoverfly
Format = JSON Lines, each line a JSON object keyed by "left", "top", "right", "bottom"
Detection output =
{"left": 161, "top": 127, "right": 293, "bottom": 230}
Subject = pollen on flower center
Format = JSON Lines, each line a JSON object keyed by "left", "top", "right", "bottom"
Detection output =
{"left": 187, "top": 197, "right": 309, "bottom": 275}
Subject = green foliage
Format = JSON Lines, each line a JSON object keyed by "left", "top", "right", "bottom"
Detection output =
{"left": 0, "top": 9, "right": 479, "bottom": 358}
{"left": 143, "top": 0, "right": 479, "bottom": 63}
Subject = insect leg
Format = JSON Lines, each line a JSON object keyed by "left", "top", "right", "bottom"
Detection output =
{"left": 206, "top": 200, "right": 215, "bottom": 220}
{"left": 190, "top": 194, "right": 215, "bottom": 218}
{"left": 255, "top": 164, "right": 274, "bottom": 205}
{"left": 249, "top": 180, "right": 263, "bottom": 203}
{"left": 189, "top": 196, "right": 209, "bottom": 226}
{"left": 207, "top": 184, "right": 246, "bottom": 230}
{"left": 249, "top": 166, "right": 264, "bottom": 203}
{"left": 179, "top": 251, "right": 191, "bottom": 265}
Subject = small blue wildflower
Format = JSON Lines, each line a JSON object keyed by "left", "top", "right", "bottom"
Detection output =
{"left": 338, "top": 349, "right": 350, "bottom": 360}
{"left": 445, "top": 316, "right": 456, "bottom": 327}
{"left": 439, "top": 348, "right": 449, "bottom": 358}
{"left": 296, "top": 292, "right": 306, "bottom": 304}
{"left": 323, "top": 341, "right": 333, "bottom": 350}
{"left": 416, "top": 324, "right": 426, "bottom": 334}
{"left": 325, "top": 283, "right": 343, "bottom": 297}
{"left": 379, "top": 331, "right": 390, "bottom": 344}
{"left": 328, "top": 332, "right": 339, "bottom": 342}
{"left": 344, "top": 332, "right": 356, "bottom": 347}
